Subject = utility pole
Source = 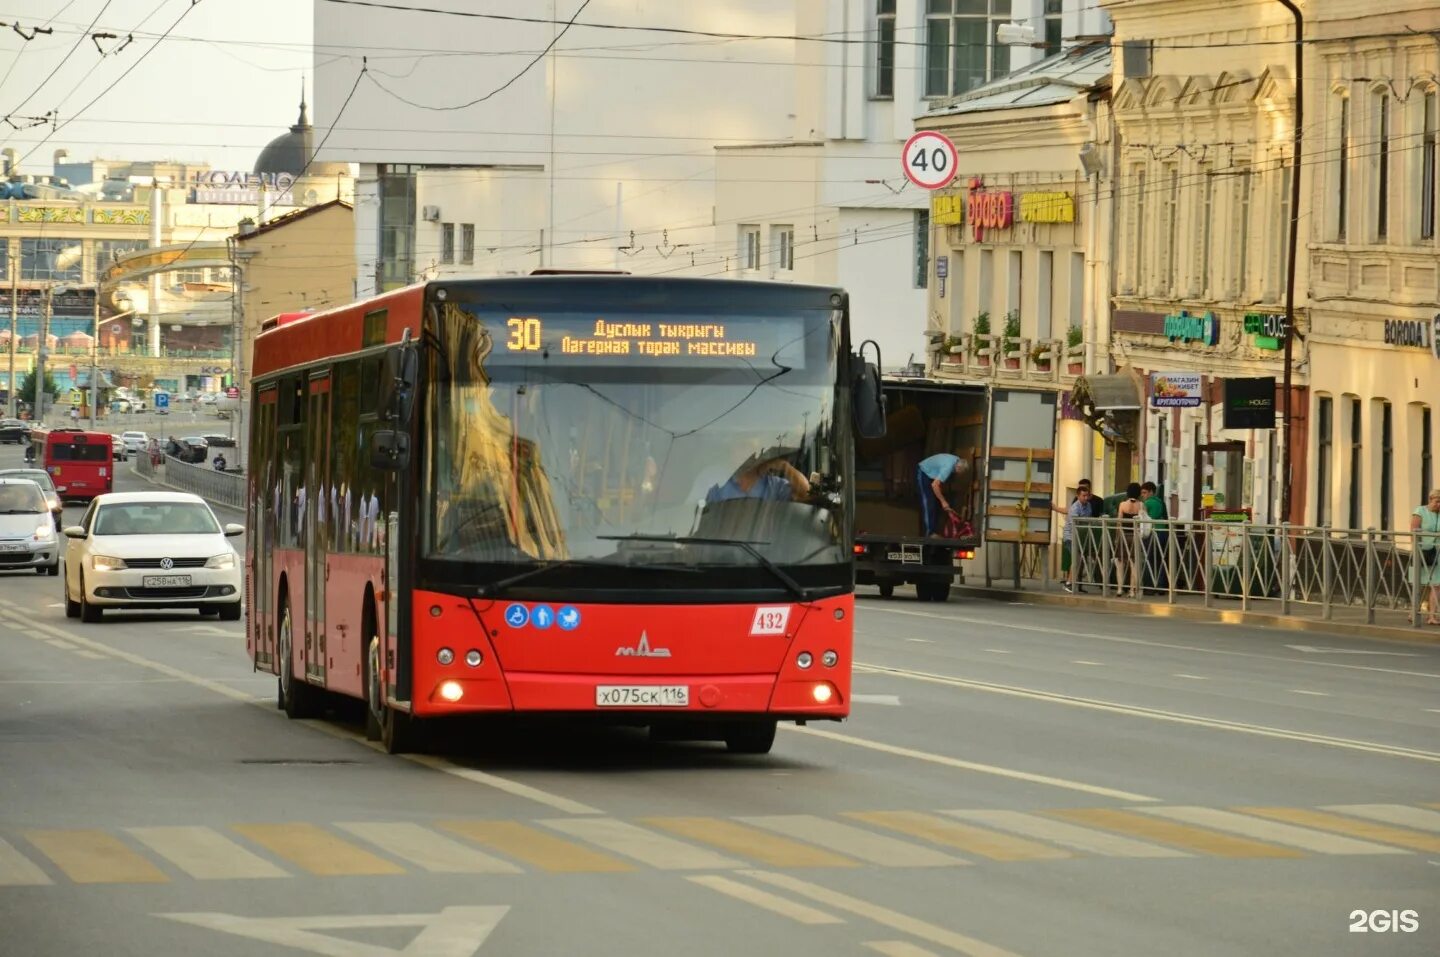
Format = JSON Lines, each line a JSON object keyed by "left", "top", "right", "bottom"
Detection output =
{"left": 89, "top": 283, "right": 100, "bottom": 430}
{"left": 7, "top": 247, "right": 16, "bottom": 418}
{"left": 34, "top": 286, "right": 51, "bottom": 424}
{"left": 1276, "top": 0, "right": 1303, "bottom": 526}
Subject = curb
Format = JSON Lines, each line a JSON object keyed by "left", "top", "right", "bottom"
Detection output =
{"left": 954, "top": 585, "right": 1440, "bottom": 646}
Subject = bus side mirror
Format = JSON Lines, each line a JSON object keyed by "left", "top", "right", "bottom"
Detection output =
{"left": 377, "top": 342, "right": 418, "bottom": 427}
{"left": 370, "top": 429, "right": 411, "bottom": 471}
{"left": 852, "top": 342, "right": 886, "bottom": 440}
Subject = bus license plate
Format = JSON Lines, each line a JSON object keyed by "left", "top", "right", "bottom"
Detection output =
{"left": 595, "top": 685, "right": 689, "bottom": 707}
{"left": 143, "top": 575, "right": 192, "bottom": 588}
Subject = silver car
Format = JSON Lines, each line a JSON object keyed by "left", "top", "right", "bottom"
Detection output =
{"left": 0, "top": 478, "right": 60, "bottom": 575}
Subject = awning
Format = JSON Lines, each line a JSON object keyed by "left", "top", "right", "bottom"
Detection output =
{"left": 1070, "top": 368, "right": 1144, "bottom": 445}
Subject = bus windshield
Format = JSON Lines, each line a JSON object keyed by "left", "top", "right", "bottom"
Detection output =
{"left": 422, "top": 295, "right": 847, "bottom": 588}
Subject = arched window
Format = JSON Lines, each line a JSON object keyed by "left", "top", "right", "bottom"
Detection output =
{"left": 1335, "top": 91, "right": 1349, "bottom": 241}
{"left": 1375, "top": 89, "right": 1391, "bottom": 241}
{"left": 1422, "top": 86, "right": 1437, "bottom": 242}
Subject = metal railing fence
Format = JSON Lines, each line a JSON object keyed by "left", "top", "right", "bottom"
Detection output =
{"left": 1067, "top": 517, "right": 1440, "bottom": 630}
{"left": 132, "top": 452, "right": 245, "bottom": 512}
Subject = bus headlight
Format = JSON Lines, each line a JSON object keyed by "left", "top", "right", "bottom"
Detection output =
{"left": 465, "top": 649, "right": 483, "bottom": 667}
{"left": 439, "top": 680, "right": 463, "bottom": 702}
{"left": 812, "top": 683, "right": 834, "bottom": 703}
{"left": 821, "top": 650, "right": 838, "bottom": 668}
{"left": 796, "top": 652, "right": 813, "bottom": 669}
{"left": 436, "top": 647, "right": 455, "bottom": 666}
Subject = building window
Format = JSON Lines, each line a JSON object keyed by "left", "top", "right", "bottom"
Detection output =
{"left": 1376, "top": 92, "right": 1390, "bottom": 241}
{"left": 1276, "top": 161, "right": 1292, "bottom": 295}
{"left": 175, "top": 267, "right": 205, "bottom": 284}
{"left": 1348, "top": 396, "right": 1362, "bottom": 530}
{"left": 1316, "top": 396, "right": 1332, "bottom": 526}
{"left": 978, "top": 248, "right": 993, "bottom": 321}
{"left": 875, "top": 0, "right": 896, "bottom": 98}
{"left": 1235, "top": 171, "right": 1252, "bottom": 298}
{"left": 1007, "top": 248, "right": 1021, "bottom": 317}
{"left": 93, "top": 239, "right": 146, "bottom": 279}
{"left": 915, "top": 210, "right": 930, "bottom": 288}
{"left": 1043, "top": 0, "right": 1063, "bottom": 57}
{"left": 773, "top": 225, "right": 794, "bottom": 271}
{"left": 1379, "top": 401, "right": 1393, "bottom": 530}
{"left": 20, "top": 238, "right": 84, "bottom": 282}
{"left": 1422, "top": 89, "right": 1436, "bottom": 242}
{"left": 1337, "top": 96, "right": 1349, "bottom": 241}
{"left": 461, "top": 224, "right": 475, "bottom": 265}
{"left": 740, "top": 225, "right": 760, "bottom": 270}
{"left": 1156, "top": 414, "right": 1169, "bottom": 493}
{"left": 1199, "top": 166, "right": 1214, "bottom": 294}
{"left": 440, "top": 223, "right": 455, "bottom": 264}
{"left": 1069, "top": 251, "right": 1083, "bottom": 330}
{"left": 1130, "top": 166, "right": 1146, "bottom": 292}
{"left": 1423, "top": 406, "right": 1434, "bottom": 509}
{"left": 1037, "top": 249, "right": 1053, "bottom": 340}
{"left": 1161, "top": 164, "right": 1179, "bottom": 293}
{"left": 378, "top": 164, "right": 418, "bottom": 290}
{"left": 925, "top": 0, "right": 1012, "bottom": 98}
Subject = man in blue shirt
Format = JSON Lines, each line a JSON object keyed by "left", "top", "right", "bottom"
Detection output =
{"left": 916, "top": 452, "right": 967, "bottom": 536}
{"left": 706, "top": 455, "right": 811, "bottom": 504}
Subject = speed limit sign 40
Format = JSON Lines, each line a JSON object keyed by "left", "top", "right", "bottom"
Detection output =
{"left": 902, "top": 131, "right": 959, "bottom": 190}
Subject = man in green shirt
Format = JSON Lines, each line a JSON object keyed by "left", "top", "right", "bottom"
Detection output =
{"left": 1140, "top": 482, "right": 1168, "bottom": 591}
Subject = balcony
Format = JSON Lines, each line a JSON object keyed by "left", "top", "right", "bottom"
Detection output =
{"left": 930, "top": 333, "right": 1085, "bottom": 384}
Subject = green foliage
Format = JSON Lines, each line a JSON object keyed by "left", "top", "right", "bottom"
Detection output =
{"left": 1067, "top": 325, "right": 1083, "bottom": 348}
{"left": 1002, "top": 310, "right": 1021, "bottom": 340}
{"left": 16, "top": 369, "right": 59, "bottom": 402}
{"left": 968, "top": 311, "right": 991, "bottom": 355}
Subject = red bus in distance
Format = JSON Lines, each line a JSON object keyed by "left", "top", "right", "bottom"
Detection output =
{"left": 43, "top": 429, "right": 114, "bottom": 501}
{"left": 246, "top": 275, "right": 883, "bottom": 755}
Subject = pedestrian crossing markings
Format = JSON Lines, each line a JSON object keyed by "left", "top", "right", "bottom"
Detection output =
{"left": 1, "top": 801, "right": 1437, "bottom": 886}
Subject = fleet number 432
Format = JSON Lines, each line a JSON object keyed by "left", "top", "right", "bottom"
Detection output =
{"left": 1349, "top": 910, "right": 1419, "bottom": 933}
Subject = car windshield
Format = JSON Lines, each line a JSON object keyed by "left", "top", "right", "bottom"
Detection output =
{"left": 94, "top": 502, "right": 220, "bottom": 535}
{"left": 0, "top": 482, "right": 47, "bottom": 513}
{"left": 0, "top": 470, "right": 56, "bottom": 493}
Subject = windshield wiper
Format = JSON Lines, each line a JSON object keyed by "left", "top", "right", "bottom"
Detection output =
{"left": 479, "top": 557, "right": 701, "bottom": 598}
{"left": 599, "top": 534, "right": 816, "bottom": 602}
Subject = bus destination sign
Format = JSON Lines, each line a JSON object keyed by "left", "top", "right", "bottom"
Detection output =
{"left": 491, "top": 314, "right": 811, "bottom": 366}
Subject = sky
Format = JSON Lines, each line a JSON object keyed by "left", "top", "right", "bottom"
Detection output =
{"left": 0, "top": 0, "right": 315, "bottom": 176}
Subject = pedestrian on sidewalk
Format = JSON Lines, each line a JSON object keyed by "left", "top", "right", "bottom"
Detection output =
{"left": 1114, "top": 483, "right": 1145, "bottom": 598}
{"left": 1412, "top": 489, "right": 1440, "bottom": 626}
{"left": 1140, "top": 481, "right": 1168, "bottom": 593}
{"left": 1053, "top": 484, "right": 1095, "bottom": 593}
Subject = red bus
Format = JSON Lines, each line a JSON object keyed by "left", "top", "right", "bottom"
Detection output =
{"left": 246, "top": 276, "right": 884, "bottom": 754}
{"left": 42, "top": 429, "right": 114, "bottom": 501}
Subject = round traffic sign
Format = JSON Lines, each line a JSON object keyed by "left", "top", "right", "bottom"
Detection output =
{"left": 901, "top": 131, "right": 959, "bottom": 190}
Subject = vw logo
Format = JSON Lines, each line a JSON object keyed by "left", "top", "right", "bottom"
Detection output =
{"left": 159, "top": 558, "right": 174, "bottom": 570}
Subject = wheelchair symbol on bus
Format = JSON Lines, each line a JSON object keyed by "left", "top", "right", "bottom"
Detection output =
{"left": 504, "top": 603, "right": 529, "bottom": 628}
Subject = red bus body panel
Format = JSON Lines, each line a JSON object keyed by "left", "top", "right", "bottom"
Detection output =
{"left": 406, "top": 591, "right": 853, "bottom": 720}
{"left": 44, "top": 430, "right": 114, "bottom": 500}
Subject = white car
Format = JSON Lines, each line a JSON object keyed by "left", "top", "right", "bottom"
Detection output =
{"left": 0, "top": 478, "right": 59, "bottom": 575}
{"left": 120, "top": 431, "right": 149, "bottom": 455}
{"left": 63, "top": 491, "right": 243, "bottom": 622}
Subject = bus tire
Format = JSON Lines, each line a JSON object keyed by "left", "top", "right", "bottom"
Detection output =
{"left": 724, "top": 719, "right": 777, "bottom": 755}
{"left": 363, "top": 619, "right": 383, "bottom": 743}
{"left": 278, "top": 600, "right": 320, "bottom": 719}
{"left": 380, "top": 704, "right": 423, "bottom": 755}
{"left": 877, "top": 583, "right": 895, "bottom": 599}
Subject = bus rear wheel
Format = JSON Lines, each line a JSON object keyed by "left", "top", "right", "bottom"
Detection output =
{"left": 379, "top": 703, "right": 424, "bottom": 755}
{"left": 724, "top": 719, "right": 777, "bottom": 755}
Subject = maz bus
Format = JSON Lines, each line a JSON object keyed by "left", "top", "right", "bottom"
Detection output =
{"left": 42, "top": 429, "right": 114, "bottom": 501}
{"left": 246, "top": 275, "right": 884, "bottom": 754}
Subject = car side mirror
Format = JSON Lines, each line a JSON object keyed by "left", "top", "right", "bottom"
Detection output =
{"left": 370, "top": 429, "right": 411, "bottom": 471}
{"left": 851, "top": 342, "right": 886, "bottom": 440}
{"left": 223, "top": 523, "right": 245, "bottom": 537}
{"left": 63, "top": 526, "right": 86, "bottom": 539}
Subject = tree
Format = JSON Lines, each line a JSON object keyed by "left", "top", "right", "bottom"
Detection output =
{"left": 16, "top": 370, "right": 60, "bottom": 409}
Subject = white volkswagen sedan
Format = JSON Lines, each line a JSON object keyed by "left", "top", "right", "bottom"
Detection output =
{"left": 63, "top": 491, "right": 243, "bottom": 622}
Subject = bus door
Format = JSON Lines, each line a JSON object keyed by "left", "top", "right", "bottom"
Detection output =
{"left": 303, "top": 373, "right": 332, "bottom": 686}
{"left": 250, "top": 387, "right": 279, "bottom": 669}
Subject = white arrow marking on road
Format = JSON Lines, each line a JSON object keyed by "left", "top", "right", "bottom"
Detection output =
{"left": 851, "top": 694, "right": 902, "bottom": 706}
{"left": 159, "top": 906, "right": 509, "bottom": 957}
{"left": 1285, "top": 644, "right": 1421, "bottom": 657}
{"left": 178, "top": 625, "right": 237, "bottom": 636}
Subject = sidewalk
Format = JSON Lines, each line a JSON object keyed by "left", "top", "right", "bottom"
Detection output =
{"left": 954, "top": 580, "right": 1440, "bottom": 645}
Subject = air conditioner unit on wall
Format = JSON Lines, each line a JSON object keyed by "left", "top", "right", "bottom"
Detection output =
{"left": 422, "top": 205, "right": 441, "bottom": 222}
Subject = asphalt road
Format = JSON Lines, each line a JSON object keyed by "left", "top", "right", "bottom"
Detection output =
{"left": 0, "top": 449, "right": 1436, "bottom": 957}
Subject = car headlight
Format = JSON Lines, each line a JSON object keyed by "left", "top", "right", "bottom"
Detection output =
{"left": 92, "top": 555, "right": 127, "bottom": 570}
{"left": 206, "top": 552, "right": 236, "bottom": 569}
{"left": 33, "top": 524, "right": 54, "bottom": 540}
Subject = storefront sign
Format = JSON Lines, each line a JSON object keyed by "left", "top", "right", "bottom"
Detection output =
{"left": 1223, "top": 376, "right": 1276, "bottom": 430}
{"left": 191, "top": 170, "right": 296, "bottom": 206}
{"left": 1019, "top": 192, "right": 1075, "bottom": 224}
{"left": 932, "top": 193, "right": 963, "bottom": 226}
{"left": 1434, "top": 314, "right": 1440, "bottom": 361}
{"left": 1149, "top": 372, "right": 1203, "bottom": 408}
{"left": 935, "top": 255, "right": 948, "bottom": 298}
{"left": 966, "top": 178, "right": 1014, "bottom": 241}
{"left": 1163, "top": 310, "right": 1219, "bottom": 346}
{"left": 1243, "top": 312, "right": 1287, "bottom": 350}
{"left": 1113, "top": 310, "right": 1167, "bottom": 335}
{"left": 1383, "top": 319, "right": 1431, "bottom": 349}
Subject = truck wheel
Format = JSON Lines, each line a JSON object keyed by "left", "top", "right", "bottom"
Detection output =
{"left": 915, "top": 581, "right": 951, "bottom": 602}
{"left": 877, "top": 584, "right": 895, "bottom": 599}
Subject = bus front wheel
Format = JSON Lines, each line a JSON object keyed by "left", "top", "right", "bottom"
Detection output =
{"left": 724, "top": 719, "right": 777, "bottom": 755}
{"left": 278, "top": 602, "right": 320, "bottom": 719}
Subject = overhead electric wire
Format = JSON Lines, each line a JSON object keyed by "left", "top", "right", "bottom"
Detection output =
{"left": 1, "top": 0, "right": 112, "bottom": 121}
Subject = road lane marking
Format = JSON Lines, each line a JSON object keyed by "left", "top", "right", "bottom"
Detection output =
{"left": 1289, "top": 690, "right": 1330, "bottom": 696}
{"left": 645, "top": 817, "right": 860, "bottom": 868}
{"left": 541, "top": 817, "right": 742, "bottom": 870}
{"left": 1071, "top": 661, "right": 1102, "bottom": 666}
{"left": 127, "top": 826, "right": 290, "bottom": 879}
{"left": 844, "top": 811, "right": 1071, "bottom": 862}
{"left": 742, "top": 871, "right": 1025, "bottom": 957}
{"left": 738, "top": 815, "right": 964, "bottom": 867}
{"left": 1173, "top": 674, "right": 1208, "bottom": 680}
{"left": 687, "top": 875, "right": 844, "bottom": 925}
{"left": 1135, "top": 807, "right": 1407, "bottom": 855}
{"left": 857, "top": 604, "right": 1440, "bottom": 678}
{"left": 1046, "top": 809, "right": 1302, "bottom": 859}
{"left": 784, "top": 725, "right": 1159, "bottom": 803}
{"left": 852, "top": 694, "right": 903, "bottom": 706}
{"left": 1285, "top": 644, "right": 1420, "bottom": 656}
{"left": 160, "top": 905, "right": 509, "bottom": 957}
{"left": 1324, "top": 804, "right": 1440, "bottom": 833}
{"left": 866, "top": 943, "right": 946, "bottom": 957}
{"left": 439, "top": 820, "right": 632, "bottom": 872}
{"left": 0, "top": 837, "right": 52, "bottom": 885}
{"left": 334, "top": 823, "right": 522, "bottom": 874}
{"left": 941, "top": 810, "right": 1188, "bottom": 858}
{"left": 983, "top": 649, "right": 1010, "bottom": 654}
{"left": 1237, "top": 807, "right": 1440, "bottom": 853}
{"left": 72, "top": 650, "right": 107, "bottom": 659}
{"left": 400, "top": 755, "right": 603, "bottom": 816}
{"left": 853, "top": 662, "right": 1440, "bottom": 765}
{"left": 230, "top": 824, "right": 405, "bottom": 876}
{"left": 24, "top": 829, "right": 170, "bottom": 884}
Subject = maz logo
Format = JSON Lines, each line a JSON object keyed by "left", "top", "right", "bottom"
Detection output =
{"left": 615, "top": 632, "right": 671, "bottom": 658}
